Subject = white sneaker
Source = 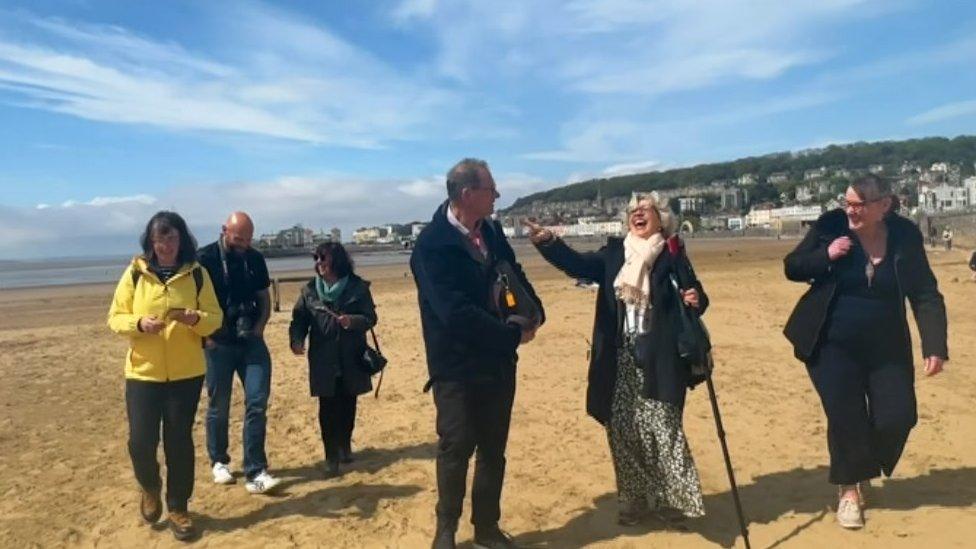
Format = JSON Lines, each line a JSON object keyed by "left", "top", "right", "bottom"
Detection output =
{"left": 836, "top": 496, "right": 864, "bottom": 529}
{"left": 245, "top": 470, "right": 281, "bottom": 494}
{"left": 212, "top": 462, "right": 234, "bottom": 485}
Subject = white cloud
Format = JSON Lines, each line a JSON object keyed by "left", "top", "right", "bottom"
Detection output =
{"left": 391, "top": 0, "right": 885, "bottom": 94}
{"left": 602, "top": 160, "right": 663, "bottom": 177}
{"left": 522, "top": 90, "right": 837, "bottom": 164}
{"left": 0, "top": 6, "right": 461, "bottom": 147}
{"left": 907, "top": 99, "right": 976, "bottom": 126}
{"left": 0, "top": 170, "right": 551, "bottom": 258}
{"left": 494, "top": 172, "right": 553, "bottom": 203}
{"left": 60, "top": 194, "right": 158, "bottom": 208}
{"left": 397, "top": 176, "right": 443, "bottom": 198}
{"left": 523, "top": 120, "right": 651, "bottom": 163}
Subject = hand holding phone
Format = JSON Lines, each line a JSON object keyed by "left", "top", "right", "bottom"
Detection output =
{"left": 166, "top": 308, "right": 200, "bottom": 326}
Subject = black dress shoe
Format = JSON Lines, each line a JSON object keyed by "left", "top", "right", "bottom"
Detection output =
{"left": 323, "top": 460, "right": 341, "bottom": 479}
{"left": 473, "top": 525, "right": 518, "bottom": 549}
{"left": 431, "top": 526, "right": 456, "bottom": 549}
{"left": 340, "top": 444, "right": 354, "bottom": 464}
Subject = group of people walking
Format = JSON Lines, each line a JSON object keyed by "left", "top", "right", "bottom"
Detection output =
{"left": 108, "top": 159, "right": 948, "bottom": 547}
{"left": 108, "top": 210, "right": 378, "bottom": 541}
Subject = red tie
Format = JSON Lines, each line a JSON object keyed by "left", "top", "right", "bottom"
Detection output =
{"left": 469, "top": 227, "right": 485, "bottom": 255}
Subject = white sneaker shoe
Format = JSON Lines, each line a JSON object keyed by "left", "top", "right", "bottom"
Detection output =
{"left": 836, "top": 495, "right": 864, "bottom": 529}
{"left": 245, "top": 470, "right": 281, "bottom": 494}
{"left": 212, "top": 463, "right": 234, "bottom": 485}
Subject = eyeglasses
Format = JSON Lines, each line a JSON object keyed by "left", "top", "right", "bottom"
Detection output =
{"left": 840, "top": 197, "right": 884, "bottom": 211}
{"left": 312, "top": 254, "right": 328, "bottom": 262}
{"left": 151, "top": 233, "right": 179, "bottom": 245}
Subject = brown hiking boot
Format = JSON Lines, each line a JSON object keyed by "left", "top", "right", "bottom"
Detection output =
{"left": 168, "top": 511, "right": 196, "bottom": 541}
{"left": 140, "top": 489, "right": 162, "bottom": 523}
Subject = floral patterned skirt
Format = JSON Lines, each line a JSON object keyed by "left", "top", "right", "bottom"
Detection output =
{"left": 607, "top": 340, "right": 705, "bottom": 518}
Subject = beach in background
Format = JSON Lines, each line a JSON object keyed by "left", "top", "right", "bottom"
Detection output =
{"left": 0, "top": 249, "right": 416, "bottom": 290}
{"left": 1, "top": 238, "right": 974, "bottom": 548}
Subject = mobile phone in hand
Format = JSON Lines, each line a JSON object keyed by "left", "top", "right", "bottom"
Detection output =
{"left": 165, "top": 308, "right": 186, "bottom": 321}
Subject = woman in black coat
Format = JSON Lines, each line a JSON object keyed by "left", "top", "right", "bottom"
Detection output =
{"left": 784, "top": 175, "right": 947, "bottom": 529}
{"left": 289, "top": 242, "right": 377, "bottom": 477}
{"left": 524, "top": 192, "right": 708, "bottom": 525}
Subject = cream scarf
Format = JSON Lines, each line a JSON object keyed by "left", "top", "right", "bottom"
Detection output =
{"left": 613, "top": 231, "right": 666, "bottom": 309}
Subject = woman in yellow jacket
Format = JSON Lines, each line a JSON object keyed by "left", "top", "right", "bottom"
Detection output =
{"left": 108, "top": 211, "right": 222, "bottom": 542}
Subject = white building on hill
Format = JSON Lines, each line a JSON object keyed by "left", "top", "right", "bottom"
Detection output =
{"left": 919, "top": 184, "right": 970, "bottom": 212}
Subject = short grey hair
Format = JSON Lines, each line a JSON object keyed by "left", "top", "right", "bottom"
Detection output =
{"left": 446, "top": 158, "right": 489, "bottom": 201}
{"left": 623, "top": 191, "right": 678, "bottom": 236}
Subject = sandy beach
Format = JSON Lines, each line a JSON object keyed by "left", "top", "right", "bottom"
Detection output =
{"left": 1, "top": 238, "right": 974, "bottom": 548}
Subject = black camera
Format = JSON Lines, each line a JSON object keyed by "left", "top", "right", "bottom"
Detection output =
{"left": 228, "top": 302, "right": 258, "bottom": 340}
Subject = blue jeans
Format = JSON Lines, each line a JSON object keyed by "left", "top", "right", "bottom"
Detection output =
{"left": 205, "top": 338, "right": 272, "bottom": 480}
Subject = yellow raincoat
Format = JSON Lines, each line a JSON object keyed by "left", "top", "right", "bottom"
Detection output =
{"left": 108, "top": 256, "right": 223, "bottom": 382}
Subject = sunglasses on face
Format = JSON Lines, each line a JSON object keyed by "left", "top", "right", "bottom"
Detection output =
{"left": 312, "top": 254, "right": 328, "bottom": 262}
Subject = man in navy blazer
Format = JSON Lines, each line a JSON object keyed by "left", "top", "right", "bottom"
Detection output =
{"left": 411, "top": 158, "right": 544, "bottom": 549}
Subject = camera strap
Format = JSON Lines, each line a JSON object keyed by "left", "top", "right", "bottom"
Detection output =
{"left": 217, "top": 237, "right": 254, "bottom": 309}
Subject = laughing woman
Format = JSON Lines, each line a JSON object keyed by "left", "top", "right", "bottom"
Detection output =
{"left": 524, "top": 193, "right": 707, "bottom": 525}
{"left": 784, "top": 175, "right": 947, "bottom": 529}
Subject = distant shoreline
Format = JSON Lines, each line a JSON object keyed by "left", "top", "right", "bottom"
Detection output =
{"left": 0, "top": 234, "right": 799, "bottom": 292}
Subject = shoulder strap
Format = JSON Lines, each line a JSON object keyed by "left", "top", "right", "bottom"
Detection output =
{"left": 369, "top": 327, "right": 382, "bottom": 354}
{"left": 192, "top": 266, "right": 204, "bottom": 307}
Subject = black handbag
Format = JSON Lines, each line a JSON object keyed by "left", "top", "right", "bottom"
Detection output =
{"left": 669, "top": 272, "right": 713, "bottom": 385}
{"left": 361, "top": 327, "right": 388, "bottom": 376}
{"left": 494, "top": 258, "right": 542, "bottom": 326}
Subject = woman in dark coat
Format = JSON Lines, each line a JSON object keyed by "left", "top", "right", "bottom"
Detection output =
{"left": 289, "top": 242, "right": 377, "bottom": 477}
{"left": 784, "top": 175, "right": 947, "bottom": 529}
{"left": 524, "top": 192, "right": 708, "bottom": 525}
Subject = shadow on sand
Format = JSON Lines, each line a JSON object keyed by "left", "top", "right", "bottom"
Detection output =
{"left": 199, "top": 482, "right": 423, "bottom": 534}
{"left": 197, "top": 441, "right": 436, "bottom": 534}
{"left": 267, "top": 440, "right": 438, "bottom": 492}
{"left": 516, "top": 465, "right": 976, "bottom": 548}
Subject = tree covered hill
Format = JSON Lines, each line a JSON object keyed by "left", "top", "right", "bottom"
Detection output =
{"left": 507, "top": 135, "right": 976, "bottom": 210}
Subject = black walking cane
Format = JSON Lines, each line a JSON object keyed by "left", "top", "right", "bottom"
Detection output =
{"left": 670, "top": 251, "right": 751, "bottom": 549}
{"left": 703, "top": 353, "right": 751, "bottom": 549}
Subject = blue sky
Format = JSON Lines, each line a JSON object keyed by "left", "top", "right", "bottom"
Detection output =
{"left": 0, "top": 0, "right": 974, "bottom": 258}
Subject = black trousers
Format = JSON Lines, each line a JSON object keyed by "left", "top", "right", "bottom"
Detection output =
{"left": 318, "top": 381, "right": 358, "bottom": 463}
{"left": 432, "top": 368, "right": 517, "bottom": 531}
{"left": 125, "top": 376, "right": 204, "bottom": 512}
{"left": 807, "top": 341, "right": 917, "bottom": 485}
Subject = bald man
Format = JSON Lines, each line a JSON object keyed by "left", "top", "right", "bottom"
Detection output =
{"left": 197, "top": 212, "right": 281, "bottom": 494}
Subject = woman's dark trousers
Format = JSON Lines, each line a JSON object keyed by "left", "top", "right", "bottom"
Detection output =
{"left": 125, "top": 375, "right": 204, "bottom": 512}
{"left": 807, "top": 342, "right": 917, "bottom": 485}
{"left": 318, "top": 382, "right": 358, "bottom": 464}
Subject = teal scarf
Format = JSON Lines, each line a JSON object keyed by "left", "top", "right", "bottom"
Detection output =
{"left": 315, "top": 275, "right": 348, "bottom": 303}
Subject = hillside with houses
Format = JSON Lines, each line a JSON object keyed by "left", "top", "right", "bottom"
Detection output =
{"left": 498, "top": 135, "right": 976, "bottom": 239}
